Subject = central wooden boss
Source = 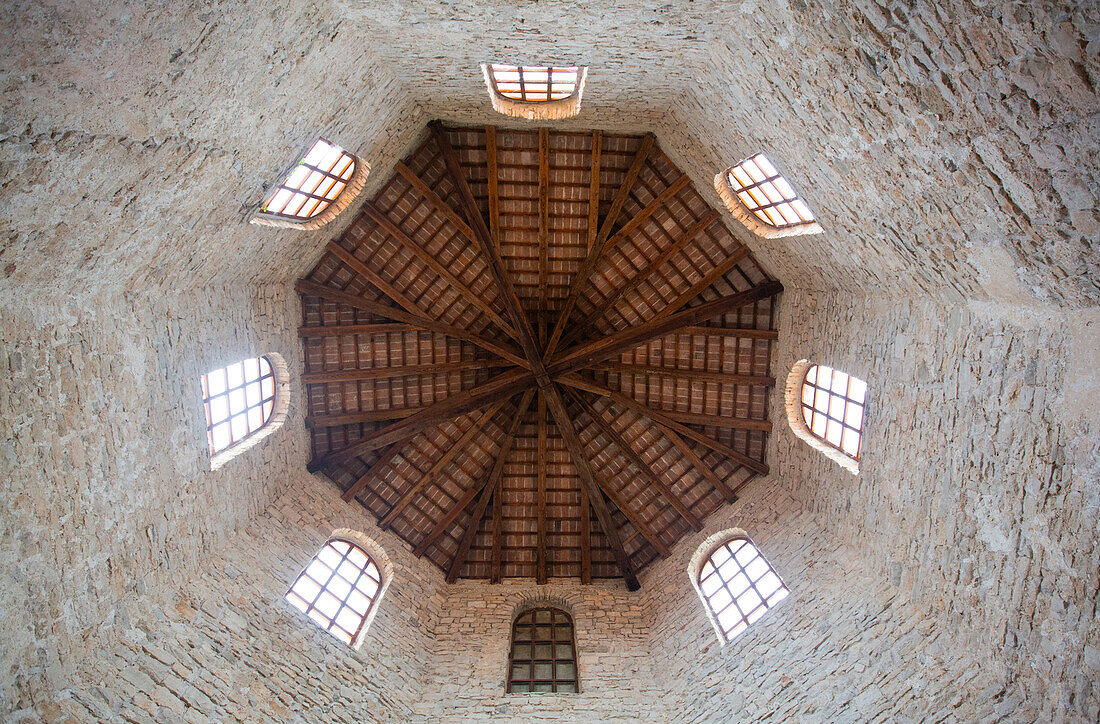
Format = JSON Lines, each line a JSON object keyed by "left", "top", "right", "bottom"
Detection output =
{"left": 297, "top": 121, "right": 781, "bottom": 590}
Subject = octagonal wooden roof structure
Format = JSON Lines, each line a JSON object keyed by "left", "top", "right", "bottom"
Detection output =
{"left": 297, "top": 121, "right": 781, "bottom": 590}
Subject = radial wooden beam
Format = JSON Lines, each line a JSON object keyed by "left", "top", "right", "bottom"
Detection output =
{"left": 536, "top": 390, "right": 548, "bottom": 584}
{"left": 303, "top": 360, "right": 513, "bottom": 385}
{"left": 486, "top": 125, "right": 500, "bottom": 254}
{"left": 295, "top": 280, "right": 529, "bottom": 369}
{"left": 586, "top": 130, "right": 602, "bottom": 254}
{"left": 542, "top": 385, "right": 641, "bottom": 589}
{"left": 339, "top": 434, "right": 417, "bottom": 500}
{"left": 663, "top": 427, "right": 738, "bottom": 503}
{"left": 538, "top": 127, "right": 550, "bottom": 345}
{"left": 379, "top": 400, "right": 508, "bottom": 530}
{"left": 560, "top": 210, "right": 720, "bottom": 347}
{"left": 429, "top": 121, "right": 549, "bottom": 386}
{"left": 325, "top": 241, "right": 425, "bottom": 319}
{"left": 601, "top": 174, "right": 690, "bottom": 253}
{"left": 547, "top": 280, "right": 784, "bottom": 377}
{"left": 394, "top": 161, "right": 478, "bottom": 242}
{"left": 588, "top": 362, "right": 776, "bottom": 388}
{"left": 568, "top": 389, "right": 702, "bottom": 531}
{"left": 560, "top": 377, "right": 768, "bottom": 476}
{"left": 298, "top": 323, "right": 419, "bottom": 338}
{"left": 442, "top": 390, "right": 536, "bottom": 582}
{"left": 358, "top": 202, "right": 518, "bottom": 341}
{"left": 544, "top": 133, "right": 654, "bottom": 359}
{"left": 650, "top": 246, "right": 751, "bottom": 322}
{"left": 318, "top": 367, "right": 535, "bottom": 467}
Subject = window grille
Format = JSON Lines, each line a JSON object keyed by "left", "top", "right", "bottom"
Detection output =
{"left": 285, "top": 539, "right": 383, "bottom": 646}
{"left": 697, "top": 537, "right": 788, "bottom": 643}
{"left": 487, "top": 65, "right": 582, "bottom": 102}
{"left": 715, "top": 153, "right": 822, "bottom": 238}
{"left": 507, "top": 607, "right": 578, "bottom": 693}
{"left": 260, "top": 139, "right": 358, "bottom": 222}
{"left": 800, "top": 364, "right": 867, "bottom": 461}
{"left": 201, "top": 356, "right": 277, "bottom": 456}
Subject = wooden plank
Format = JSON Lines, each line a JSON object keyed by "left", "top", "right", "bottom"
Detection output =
{"left": 569, "top": 389, "right": 702, "bottom": 531}
{"left": 338, "top": 434, "right": 417, "bottom": 500}
{"left": 601, "top": 174, "right": 690, "bottom": 253}
{"left": 538, "top": 127, "right": 550, "bottom": 345}
{"left": 651, "top": 246, "right": 751, "bottom": 321}
{"left": 298, "top": 323, "right": 418, "bottom": 338}
{"left": 537, "top": 389, "right": 548, "bottom": 585}
{"left": 548, "top": 281, "right": 783, "bottom": 377}
{"left": 660, "top": 410, "right": 772, "bottom": 432}
{"left": 544, "top": 133, "right": 655, "bottom": 359}
{"left": 318, "top": 367, "right": 535, "bottom": 467}
{"left": 587, "top": 130, "right": 602, "bottom": 253}
{"left": 491, "top": 463, "right": 505, "bottom": 584}
{"left": 307, "top": 407, "right": 423, "bottom": 428}
{"left": 542, "top": 384, "right": 641, "bottom": 589}
{"left": 486, "top": 125, "right": 499, "bottom": 254}
{"left": 589, "top": 362, "right": 775, "bottom": 388}
{"left": 394, "top": 161, "right": 478, "bottom": 241}
{"left": 303, "top": 360, "right": 512, "bottom": 384}
{"left": 295, "top": 279, "right": 530, "bottom": 369}
{"left": 663, "top": 428, "right": 738, "bottom": 502}
{"left": 380, "top": 400, "right": 508, "bottom": 530}
{"left": 674, "top": 325, "right": 779, "bottom": 340}
{"left": 326, "top": 241, "right": 423, "bottom": 317}
{"left": 430, "top": 121, "right": 548, "bottom": 383}
{"left": 579, "top": 479, "right": 591, "bottom": 584}
{"left": 443, "top": 390, "right": 535, "bottom": 582}
{"left": 560, "top": 210, "right": 720, "bottom": 347}
{"left": 561, "top": 378, "right": 769, "bottom": 476}
{"left": 359, "top": 202, "right": 518, "bottom": 340}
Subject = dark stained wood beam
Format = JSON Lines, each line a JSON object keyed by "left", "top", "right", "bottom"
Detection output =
{"left": 651, "top": 247, "right": 751, "bottom": 322}
{"left": 559, "top": 377, "right": 768, "bottom": 476}
{"left": 318, "top": 367, "right": 535, "bottom": 467}
{"left": 660, "top": 410, "right": 772, "bottom": 432}
{"left": 586, "top": 130, "right": 602, "bottom": 254}
{"left": 662, "top": 426, "right": 738, "bottom": 502}
{"left": 325, "top": 241, "right": 424, "bottom": 318}
{"left": 579, "top": 480, "right": 591, "bottom": 584}
{"left": 542, "top": 384, "right": 641, "bottom": 589}
{"left": 601, "top": 175, "right": 690, "bottom": 253}
{"left": 359, "top": 202, "right": 518, "bottom": 341}
{"left": 295, "top": 280, "right": 530, "bottom": 369}
{"left": 486, "top": 125, "right": 500, "bottom": 254}
{"left": 307, "top": 407, "right": 424, "bottom": 428}
{"left": 394, "top": 161, "right": 478, "bottom": 242}
{"left": 443, "top": 390, "right": 535, "bottom": 582}
{"left": 339, "top": 434, "right": 417, "bottom": 500}
{"left": 380, "top": 399, "right": 508, "bottom": 530}
{"left": 429, "top": 121, "right": 549, "bottom": 386}
{"left": 673, "top": 325, "right": 779, "bottom": 340}
{"left": 568, "top": 389, "right": 703, "bottom": 531}
{"left": 544, "top": 133, "right": 654, "bottom": 359}
{"left": 547, "top": 280, "right": 784, "bottom": 377}
{"left": 491, "top": 462, "right": 505, "bottom": 584}
{"left": 302, "top": 359, "right": 513, "bottom": 385}
{"left": 299, "top": 323, "right": 419, "bottom": 338}
{"left": 588, "top": 362, "right": 776, "bottom": 388}
{"left": 537, "top": 389, "right": 548, "bottom": 584}
{"left": 538, "top": 127, "right": 550, "bottom": 345}
{"left": 560, "top": 210, "right": 721, "bottom": 348}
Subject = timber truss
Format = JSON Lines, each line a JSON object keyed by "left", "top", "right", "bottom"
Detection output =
{"left": 297, "top": 122, "right": 781, "bottom": 590}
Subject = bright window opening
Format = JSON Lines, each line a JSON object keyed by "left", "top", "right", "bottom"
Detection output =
{"left": 801, "top": 364, "right": 867, "bottom": 461}
{"left": 722, "top": 153, "right": 819, "bottom": 233}
{"left": 698, "top": 537, "right": 788, "bottom": 643}
{"left": 260, "top": 139, "right": 357, "bottom": 222}
{"left": 201, "top": 356, "right": 277, "bottom": 456}
{"left": 507, "top": 607, "right": 578, "bottom": 693}
{"left": 488, "top": 65, "right": 582, "bottom": 102}
{"left": 286, "top": 539, "right": 382, "bottom": 646}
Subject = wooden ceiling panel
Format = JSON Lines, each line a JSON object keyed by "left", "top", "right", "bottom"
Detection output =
{"left": 296, "top": 122, "right": 781, "bottom": 589}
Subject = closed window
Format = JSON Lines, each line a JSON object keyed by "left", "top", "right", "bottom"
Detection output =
{"left": 201, "top": 356, "right": 278, "bottom": 457}
{"left": 507, "top": 607, "right": 578, "bottom": 693}
{"left": 697, "top": 536, "right": 788, "bottom": 643}
{"left": 715, "top": 153, "right": 822, "bottom": 238}
{"left": 286, "top": 539, "right": 383, "bottom": 646}
{"left": 800, "top": 364, "right": 867, "bottom": 461}
{"left": 486, "top": 64, "right": 582, "bottom": 102}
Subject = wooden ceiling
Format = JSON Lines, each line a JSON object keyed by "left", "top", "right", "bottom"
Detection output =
{"left": 297, "top": 121, "right": 781, "bottom": 590}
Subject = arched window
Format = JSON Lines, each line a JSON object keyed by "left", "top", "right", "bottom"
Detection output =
{"left": 481, "top": 64, "right": 587, "bottom": 120}
{"left": 251, "top": 138, "right": 368, "bottom": 231}
{"left": 785, "top": 360, "right": 867, "bottom": 473}
{"left": 285, "top": 539, "right": 383, "bottom": 646}
{"left": 507, "top": 607, "right": 578, "bottom": 693}
{"left": 696, "top": 536, "right": 788, "bottom": 643}
{"left": 714, "top": 152, "right": 822, "bottom": 239}
{"left": 200, "top": 353, "right": 289, "bottom": 470}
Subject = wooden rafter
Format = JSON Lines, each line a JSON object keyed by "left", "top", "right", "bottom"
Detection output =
{"left": 587, "top": 361, "right": 776, "bottom": 388}
{"left": 536, "top": 390, "right": 549, "bottom": 584}
{"left": 338, "top": 434, "right": 417, "bottom": 499}
{"left": 298, "top": 323, "right": 418, "bottom": 338}
{"left": 302, "top": 360, "right": 513, "bottom": 384}
{"left": 486, "top": 125, "right": 500, "bottom": 254}
{"left": 443, "top": 390, "right": 536, "bottom": 583}
{"left": 542, "top": 385, "right": 641, "bottom": 589}
{"left": 544, "top": 133, "right": 655, "bottom": 359}
{"left": 650, "top": 246, "right": 751, "bottom": 322}
{"left": 295, "top": 280, "right": 529, "bottom": 368}
{"left": 587, "top": 130, "right": 602, "bottom": 254}
{"left": 359, "top": 202, "right": 518, "bottom": 340}
{"left": 579, "top": 480, "right": 591, "bottom": 584}
{"left": 568, "top": 389, "right": 702, "bottom": 531}
{"left": 538, "top": 126, "right": 550, "bottom": 345}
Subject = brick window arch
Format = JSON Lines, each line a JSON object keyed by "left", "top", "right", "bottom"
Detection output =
{"left": 285, "top": 538, "right": 384, "bottom": 646}
{"left": 481, "top": 64, "right": 587, "bottom": 120}
{"left": 251, "top": 138, "right": 369, "bottom": 231}
{"left": 200, "top": 353, "right": 290, "bottom": 470}
{"left": 507, "top": 607, "right": 578, "bottom": 693}
{"left": 695, "top": 535, "right": 788, "bottom": 644}
{"left": 714, "top": 152, "right": 822, "bottom": 239}
{"left": 785, "top": 360, "right": 867, "bottom": 474}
